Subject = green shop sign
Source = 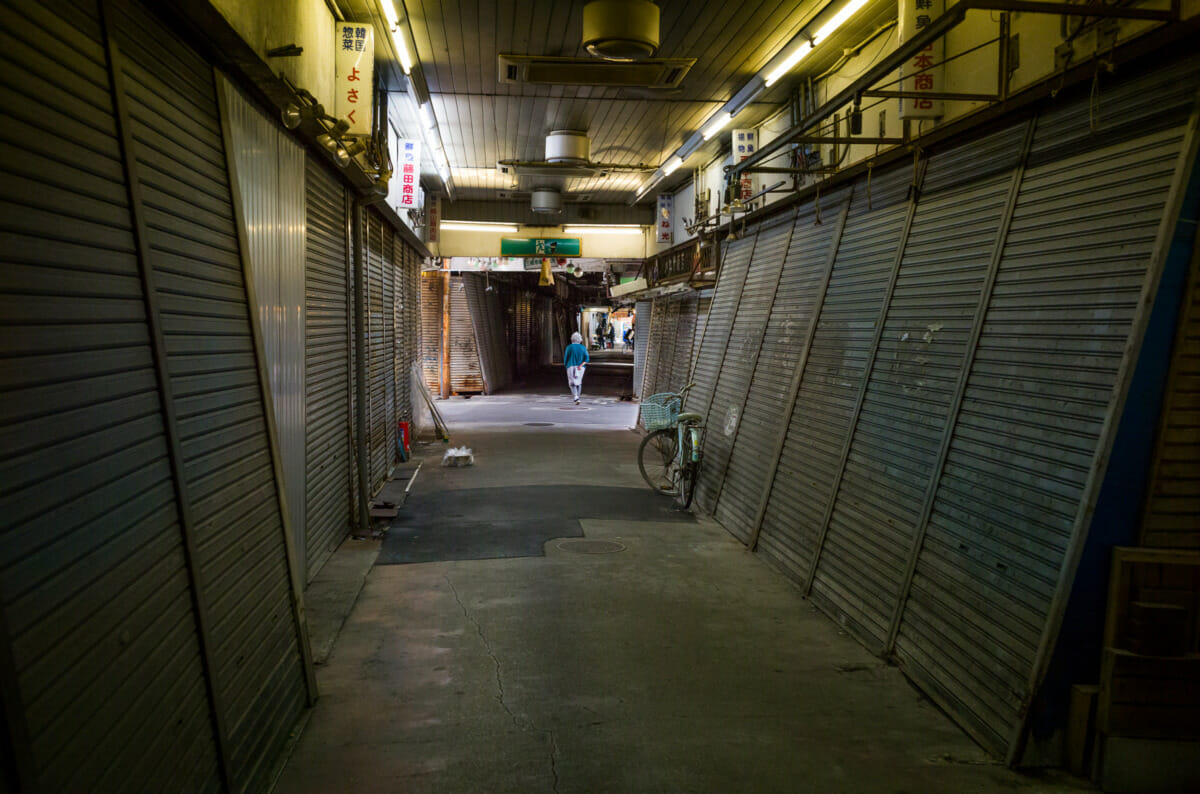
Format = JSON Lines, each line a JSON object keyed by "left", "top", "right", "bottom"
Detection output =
{"left": 499, "top": 237, "right": 582, "bottom": 257}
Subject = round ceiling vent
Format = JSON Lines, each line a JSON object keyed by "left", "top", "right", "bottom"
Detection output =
{"left": 531, "top": 188, "right": 562, "bottom": 214}
{"left": 546, "top": 131, "right": 590, "bottom": 164}
{"left": 582, "top": 0, "right": 660, "bottom": 62}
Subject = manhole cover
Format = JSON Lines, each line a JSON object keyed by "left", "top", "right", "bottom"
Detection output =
{"left": 556, "top": 539, "right": 626, "bottom": 555}
{"left": 557, "top": 406, "right": 589, "bottom": 410}
{"left": 523, "top": 422, "right": 554, "bottom": 426}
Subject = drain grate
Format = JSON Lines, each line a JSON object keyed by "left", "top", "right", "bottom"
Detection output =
{"left": 523, "top": 422, "right": 554, "bottom": 426}
{"left": 556, "top": 539, "right": 626, "bottom": 555}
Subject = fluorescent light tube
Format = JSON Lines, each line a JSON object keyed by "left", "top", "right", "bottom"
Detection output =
{"left": 765, "top": 41, "right": 813, "bottom": 87}
{"left": 702, "top": 112, "right": 733, "bottom": 140}
{"left": 563, "top": 226, "right": 645, "bottom": 235}
{"left": 662, "top": 156, "right": 684, "bottom": 176}
{"left": 381, "top": 0, "right": 414, "bottom": 75}
{"left": 763, "top": 0, "right": 871, "bottom": 87}
{"left": 441, "top": 221, "right": 517, "bottom": 233}
{"left": 419, "top": 103, "right": 437, "bottom": 131}
{"left": 814, "top": 0, "right": 872, "bottom": 43}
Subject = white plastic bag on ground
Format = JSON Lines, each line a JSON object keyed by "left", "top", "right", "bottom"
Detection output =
{"left": 441, "top": 446, "right": 474, "bottom": 467}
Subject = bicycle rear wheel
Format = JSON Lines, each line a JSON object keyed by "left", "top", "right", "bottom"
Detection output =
{"left": 676, "top": 461, "right": 698, "bottom": 509}
{"left": 638, "top": 428, "right": 677, "bottom": 493}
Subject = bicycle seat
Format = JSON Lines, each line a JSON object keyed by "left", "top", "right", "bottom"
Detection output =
{"left": 676, "top": 412, "right": 702, "bottom": 423}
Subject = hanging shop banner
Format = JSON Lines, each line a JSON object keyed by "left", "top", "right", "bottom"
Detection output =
{"left": 335, "top": 22, "right": 374, "bottom": 135}
{"left": 656, "top": 193, "right": 674, "bottom": 243}
{"left": 427, "top": 195, "right": 440, "bottom": 244}
{"left": 732, "top": 129, "right": 758, "bottom": 206}
{"left": 499, "top": 238, "right": 582, "bottom": 257}
{"left": 396, "top": 137, "right": 422, "bottom": 208}
{"left": 898, "top": 0, "right": 944, "bottom": 120}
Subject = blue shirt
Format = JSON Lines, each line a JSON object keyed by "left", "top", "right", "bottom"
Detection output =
{"left": 564, "top": 343, "right": 589, "bottom": 368}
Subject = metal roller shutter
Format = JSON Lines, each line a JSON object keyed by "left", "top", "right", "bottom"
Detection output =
{"left": 396, "top": 241, "right": 419, "bottom": 422}
{"left": 668, "top": 293, "right": 699, "bottom": 392}
{"left": 755, "top": 164, "right": 914, "bottom": 584}
{"left": 449, "top": 276, "right": 484, "bottom": 393}
{"left": 687, "top": 234, "right": 757, "bottom": 422}
{"left": 716, "top": 191, "right": 849, "bottom": 544}
{"left": 421, "top": 271, "right": 443, "bottom": 396}
{"left": 642, "top": 297, "right": 674, "bottom": 400}
{"left": 633, "top": 299, "right": 652, "bottom": 397}
{"left": 381, "top": 223, "right": 397, "bottom": 476}
{"left": 894, "top": 62, "right": 1199, "bottom": 755}
{"left": 115, "top": 1, "right": 312, "bottom": 789}
{"left": 302, "top": 159, "right": 351, "bottom": 580}
{"left": 367, "top": 214, "right": 387, "bottom": 490}
{"left": 463, "top": 273, "right": 502, "bottom": 393}
{"left": 697, "top": 217, "right": 789, "bottom": 517}
{"left": 812, "top": 123, "right": 1031, "bottom": 652}
{"left": 1141, "top": 253, "right": 1200, "bottom": 550}
{"left": 0, "top": 2, "right": 221, "bottom": 789}
{"left": 689, "top": 292, "right": 713, "bottom": 383}
{"left": 486, "top": 282, "right": 513, "bottom": 390}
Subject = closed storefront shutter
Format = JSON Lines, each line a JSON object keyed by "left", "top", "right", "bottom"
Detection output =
{"left": 380, "top": 223, "right": 397, "bottom": 478}
{"left": 367, "top": 214, "right": 387, "bottom": 491}
{"left": 687, "top": 235, "right": 757, "bottom": 420}
{"left": 894, "top": 64, "right": 1199, "bottom": 754}
{"left": 689, "top": 292, "right": 713, "bottom": 383}
{"left": 449, "top": 276, "right": 484, "bottom": 393}
{"left": 463, "top": 272, "right": 511, "bottom": 393}
{"left": 716, "top": 191, "right": 849, "bottom": 544}
{"left": 642, "top": 297, "right": 675, "bottom": 400}
{"left": 302, "top": 159, "right": 351, "bottom": 580}
{"left": 668, "top": 293, "right": 699, "bottom": 393}
{"left": 633, "top": 299, "right": 652, "bottom": 397}
{"left": 755, "top": 166, "right": 913, "bottom": 581}
{"left": 421, "top": 271, "right": 443, "bottom": 396}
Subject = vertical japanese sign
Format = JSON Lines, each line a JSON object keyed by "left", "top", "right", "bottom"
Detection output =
{"left": 898, "top": 0, "right": 944, "bottom": 120}
{"left": 427, "top": 195, "right": 440, "bottom": 244}
{"left": 656, "top": 194, "right": 673, "bottom": 244}
{"left": 396, "top": 138, "right": 421, "bottom": 209}
{"left": 732, "top": 129, "right": 758, "bottom": 205}
{"left": 335, "top": 22, "right": 374, "bottom": 135}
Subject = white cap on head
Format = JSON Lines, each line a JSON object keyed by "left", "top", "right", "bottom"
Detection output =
{"left": 571, "top": 332, "right": 582, "bottom": 343}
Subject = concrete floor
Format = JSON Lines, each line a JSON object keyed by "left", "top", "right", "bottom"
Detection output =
{"left": 275, "top": 371, "right": 1091, "bottom": 793}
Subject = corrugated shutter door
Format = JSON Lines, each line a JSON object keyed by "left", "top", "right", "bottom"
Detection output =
{"left": 1142, "top": 259, "right": 1200, "bottom": 549}
{"left": 690, "top": 292, "right": 713, "bottom": 382}
{"left": 698, "top": 219, "right": 790, "bottom": 518}
{"left": 397, "top": 242, "right": 419, "bottom": 422}
{"left": 669, "top": 293, "right": 699, "bottom": 391}
{"left": 462, "top": 274, "right": 495, "bottom": 393}
{"left": 894, "top": 68, "right": 1198, "bottom": 753}
{"left": 381, "top": 224, "right": 397, "bottom": 474}
{"left": 715, "top": 192, "right": 849, "bottom": 543}
{"left": 449, "top": 276, "right": 483, "bottom": 392}
{"left": 367, "top": 214, "right": 387, "bottom": 491}
{"left": 421, "top": 272, "right": 442, "bottom": 395}
{"left": 688, "top": 235, "right": 757, "bottom": 421}
{"left": 633, "top": 299, "right": 652, "bottom": 397}
{"left": 811, "top": 123, "right": 1031, "bottom": 652}
{"left": 642, "top": 297, "right": 673, "bottom": 399}
{"left": 0, "top": 3, "right": 220, "bottom": 789}
{"left": 303, "top": 159, "right": 351, "bottom": 580}
{"left": 114, "top": 1, "right": 309, "bottom": 789}
{"left": 755, "top": 165, "right": 913, "bottom": 583}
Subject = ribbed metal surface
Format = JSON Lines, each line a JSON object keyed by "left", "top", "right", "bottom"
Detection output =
{"left": 367, "top": 213, "right": 388, "bottom": 491}
{"left": 0, "top": 2, "right": 220, "bottom": 789}
{"left": 115, "top": 1, "right": 307, "bottom": 790}
{"left": 449, "top": 276, "right": 484, "bottom": 392}
{"left": 894, "top": 94, "right": 1192, "bottom": 752}
{"left": 756, "top": 164, "right": 912, "bottom": 583}
{"left": 462, "top": 273, "right": 511, "bottom": 393}
{"left": 633, "top": 299, "right": 652, "bottom": 397}
{"left": 380, "top": 221, "right": 397, "bottom": 479}
{"left": 813, "top": 124, "right": 1028, "bottom": 652}
{"left": 221, "top": 79, "right": 308, "bottom": 575}
{"left": 716, "top": 192, "right": 848, "bottom": 543}
{"left": 697, "top": 217, "right": 789, "bottom": 518}
{"left": 302, "top": 159, "right": 350, "bottom": 581}
{"left": 689, "top": 292, "right": 713, "bottom": 383}
{"left": 687, "top": 234, "right": 757, "bottom": 422}
{"left": 421, "top": 272, "right": 443, "bottom": 395}
{"left": 395, "top": 241, "right": 419, "bottom": 421}
{"left": 1142, "top": 265, "right": 1200, "bottom": 549}
{"left": 669, "top": 293, "right": 699, "bottom": 391}
{"left": 515, "top": 292, "right": 533, "bottom": 375}
{"left": 641, "top": 296, "right": 677, "bottom": 401}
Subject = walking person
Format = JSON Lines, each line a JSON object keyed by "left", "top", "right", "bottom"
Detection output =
{"left": 564, "top": 331, "right": 589, "bottom": 404}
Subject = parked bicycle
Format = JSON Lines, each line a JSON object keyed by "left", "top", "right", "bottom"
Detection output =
{"left": 637, "top": 383, "right": 704, "bottom": 509}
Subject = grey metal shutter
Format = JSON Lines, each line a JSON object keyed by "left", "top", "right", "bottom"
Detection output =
{"left": 697, "top": 217, "right": 790, "bottom": 518}
{"left": 381, "top": 223, "right": 397, "bottom": 474}
{"left": 755, "top": 164, "right": 914, "bottom": 584}
{"left": 893, "top": 66, "right": 1199, "bottom": 755}
{"left": 0, "top": 2, "right": 221, "bottom": 789}
{"left": 812, "top": 123, "right": 1031, "bottom": 652}
{"left": 220, "top": 78, "right": 308, "bottom": 577}
{"left": 715, "top": 191, "right": 850, "bottom": 544}
{"left": 1141, "top": 254, "right": 1200, "bottom": 550}
{"left": 641, "top": 297, "right": 675, "bottom": 400}
{"left": 302, "top": 159, "right": 351, "bottom": 581}
{"left": 669, "top": 293, "right": 699, "bottom": 392}
{"left": 633, "top": 299, "right": 652, "bottom": 397}
{"left": 421, "top": 272, "right": 443, "bottom": 395}
{"left": 687, "top": 234, "right": 757, "bottom": 421}
{"left": 367, "top": 213, "right": 387, "bottom": 490}
{"left": 689, "top": 291, "right": 713, "bottom": 383}
{"left": 395, "top": 241, "right": 419, "bottom": 422}
{"left": 462, "top": 272, "right": 508, "bottom": 394}
{"left": 449, "top": 276, "right": 484, "bottom": 392}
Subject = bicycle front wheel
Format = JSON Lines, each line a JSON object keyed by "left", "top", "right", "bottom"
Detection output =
{"left": 676, "top": 461, "right": 698, "bottom": 509}
{"left": 638, "top": 428, "right": 678, "bottom": 493}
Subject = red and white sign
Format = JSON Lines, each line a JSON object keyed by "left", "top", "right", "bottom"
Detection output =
{"left": 335, "top": 22, "right": 374, "bottom": 135}
{"left": 898, "top": 0, "right": 944, "bottom": 120}
{"left": 656, "top": 194, "right": 673, "bottom": 244}
{"left": 732, "top": 129, "right": 758, "bottom": 206}
{"left": 396, "top": 137, "right": 421, "bottom": 209}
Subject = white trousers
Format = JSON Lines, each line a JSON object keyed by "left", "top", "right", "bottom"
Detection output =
{"left": 566, "top": 365, "right": 585, "bottom": 399}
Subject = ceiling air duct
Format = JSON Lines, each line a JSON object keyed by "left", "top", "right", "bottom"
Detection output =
{"left": 531, "top": 188, "right": 563, "bottom": 214}
{"left": 582, "top": 0, "right": 660, "bottom": 62}
{"left": 546, "top": 131, "right": 590, "bottom": 165}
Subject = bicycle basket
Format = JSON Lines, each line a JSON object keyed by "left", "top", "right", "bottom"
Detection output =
{"left": 640, "top": 393, "right": 681, "bottom": 431}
